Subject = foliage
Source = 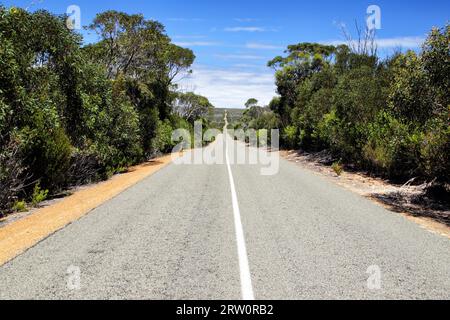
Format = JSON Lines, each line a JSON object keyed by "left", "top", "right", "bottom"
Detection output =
{"left": 12, "top": 200, "right": 27, "bottom": 213}
{"left": 173, "top": 92, "right": 214, "bottom": 123}
{"left": 152, "top": 119, "right": 175, "bottom": 154}
{"left": 31, "top": 183, "right": 49, "bottom": 206}
{"left": 0, "top": 135, "right": 26, "bottom": 213}
{"left": 263, "top": 23, "right": 449, "bottom": 185}
{"left": 282, "top": 126, "right": 298, "bottom": 149}
{"left": 19, "top": 111, "right": 73, "bottom": 192}
{"left": 245, "top": 98, "right": 259, "bottom": 109}
{"left": 239, "top": 100, "right": 278, "bottom": 129}
{"left": 0, "top": 6, "right": 207, "bottom": 214}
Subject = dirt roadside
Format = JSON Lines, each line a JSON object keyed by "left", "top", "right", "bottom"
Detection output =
{"left": 0, "top": 153, "right": 178, "bottom": 266}
{"left": 281, "top": 150, "right": 450, "bottom": 239}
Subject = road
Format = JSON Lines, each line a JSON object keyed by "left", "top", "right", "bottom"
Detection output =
{"left": 0, "top": 132, "right": 449, "bottom": 300}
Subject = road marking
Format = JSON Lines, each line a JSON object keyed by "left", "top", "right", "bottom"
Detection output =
{"left": 224, "top": 132, "right": 255, "bottom": 300}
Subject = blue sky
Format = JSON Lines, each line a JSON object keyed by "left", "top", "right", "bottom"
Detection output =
{"left": 2, "top": 0, "right": 449, "bottom": 108}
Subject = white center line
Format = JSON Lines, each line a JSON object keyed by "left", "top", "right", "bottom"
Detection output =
{"left": 224, "top": 132, "right": 255, "bottom": 300}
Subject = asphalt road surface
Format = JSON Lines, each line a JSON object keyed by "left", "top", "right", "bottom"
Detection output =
{"left": 0, "top": 133, "right": 449, "bottom": 300}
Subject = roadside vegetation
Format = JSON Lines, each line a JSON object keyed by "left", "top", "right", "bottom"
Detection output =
{"left": 238, "top": 24, "right": 449, "bottom": 198}
{"left": 232, "top": 98, "right": 279, "bottom": 144}
{"left": 0, "top": 7, "right": 214, "bottom": 216}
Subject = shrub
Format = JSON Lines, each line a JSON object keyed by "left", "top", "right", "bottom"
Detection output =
{"left": 422, "top": 24, "right": 450, "bottom": 105}
{"left": 0, "top": 7, "right": 200, "bottom": 216}
{"left": 108, "top": 76, "right": 143, "bottom": 165}
{"left": 67, "top": 149, "right": 101, "bottom": 186}
{"left": 315, "top": 109, "right": 339, "bottom": 149}
{"left": 420, "top": 116, "right": 450, "bottom": 183}
{"left": 363, "top": 112, "right": 403, "bottom": 172}
{"left": 299, "top": 86, "right": 335, "bottom": 149}
{"left": 332, "top": 162, "right": 343, "bottom": 176}
{"left": 388, "top": 51, "right": 434, "bottom": 125}
{"left": 0, "top": 135, "right": 26, "bottom": 212}
{"left": 12, "top": 200, "right": 27, "bottom": 213}
{"left": 31, "top": 182, "right": 49, "bottom": 206}
{"left": 266, "top": 25, "right": 448, "bottom": 184}
{"left": 20, "top": 115, "right": 73, "bottom": 192}
{"left": 363, "top": 111, "right": 422, "bottom": 179}
{"left": 282, "top": 126, "right": 298, "bottom": 149}
{"left": 257, "top": 129, "right": 269, "bottom": 147}
{"left": 152, "top": 119, "right": 175, "bottom": 154}
{"left": 332, "top": 66, "right": 387, "bottom": 161}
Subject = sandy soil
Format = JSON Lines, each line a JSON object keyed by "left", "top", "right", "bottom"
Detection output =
{"left": 281, "top": 150, "right": 450, "bottom": 239}
{"left": 0, "top": 154, "right": 178, "bottom": 266}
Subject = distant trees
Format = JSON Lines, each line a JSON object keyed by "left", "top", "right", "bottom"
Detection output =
{"left": 260, "top": 24, "right": 449, "bottom": 185}
{"left": 245, "top": 98, "right": 259, "bottom": 109}
{"left": 234, "top": 98, "right": 280, "bottom": 142}
{"left": 0, "top": 6, "right": 211, "bottom": 215}
{"left": 172, "top": 92, "right": 214, "bottom": 123}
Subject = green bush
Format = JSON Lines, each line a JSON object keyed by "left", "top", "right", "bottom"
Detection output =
{"left": 19, "top": 110, "right": 72, "bottom": 192}
{"left": 282, "top": 126, "right": 298, "bottom": 149}
{"left": 257, "top": 129, "right": 269, "bottom": 147}
{"left": 0, "top": 135, "right": 26, "bottom": 212}
{"left": 332, "top": 66, "right": 387, "bottom": 161}
{"left": 266, "top": 24, "right": 448, "bottom": 185}
{"left": 363, "top": 111, "right": 413, "bottom": 176}
{"left": 152, "top": 119, "right": 175, "bottom": 154}
{"left": 315, "top": 109, "right": 339, "bottom": 149}
{"left": 388, "top": 51, "right": 434, "bottom": 125}
{"left": 31, "top": 182, "right": 48, "bottom": 206}
{"left": 0, "top": 7, "right": 202, "bottom": 215}
{"left": 420, "top": 116, "right": 450, "bottom": 183}
{"left": 12, "top": 200, "right": 27, "bottom": 213}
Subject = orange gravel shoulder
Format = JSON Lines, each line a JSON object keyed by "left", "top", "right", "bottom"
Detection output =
{"left": 0, "top": 153, "right": 178, "bottom": 266}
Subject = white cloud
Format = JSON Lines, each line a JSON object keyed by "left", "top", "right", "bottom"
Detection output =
{"left": 180, "top": 65, "right": 277, "bottom": 109}
{"left": 174, "top": 41, "right": 221, "bottom": 47}
{"left": 224, "top": 27, "right": 266, "bottom": 32}
{"left": 246, "top": 42, "right": 284, "bottom": 50}
{"left": 167, "top": 18, "right": 204, "bottom": 22}
{"left": 232, "top": 63, "right": 265, "bottom": 69}
{"left": 234, "top": 18, "right": 260, "bottom": 22}
{"left": 375, "top": 37, "right": 425, "bottom": 48}
{"left": 326, "top": 36, "right": 425, "bottom": 49}
{"left": 214, "top": 54, "right": 267, "bottom": 60}
{"left": 173, "top": 35, "right": 207, "bottom": 39}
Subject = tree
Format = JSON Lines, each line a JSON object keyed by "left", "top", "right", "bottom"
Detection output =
{"left": 267, "top": 43, "right": 338, "bottom": 127}
{"left": 165, "top": 43, "right": 195, "bottom": 85}
{"left": 421, "top": 24, "right": 450, "bottom": 111}
{"left": 87, "top": 11, "right": 147, "bottom": 79}
{"left": 173, "top": 92, "right": 214, "bottom": 123}
{"left": 0, "top": 6, "right": 202, "bottom": 214}
{"left": 245, "top": 98, "right": 258, "bottom": 109}
{"left": 87, "top": 11, "right": 195, "bottom": 155}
